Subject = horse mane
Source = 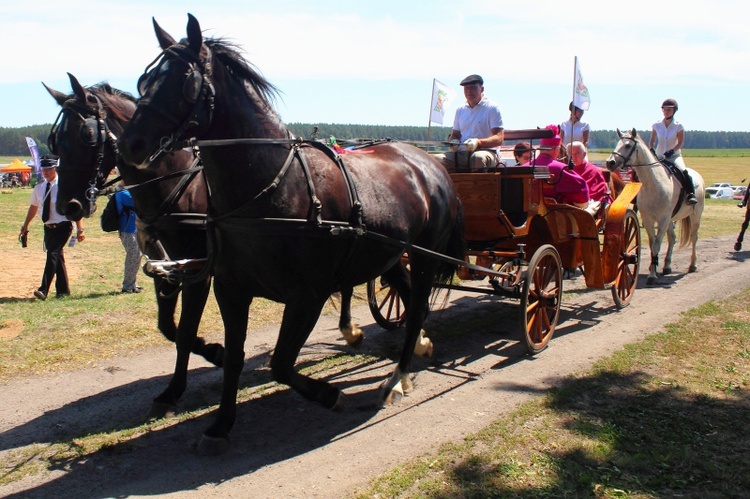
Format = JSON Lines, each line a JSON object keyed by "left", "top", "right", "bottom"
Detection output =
{"left": 204, "top": 37, "right": 280, "bottom": 110}
{"left": 78, "top": 82, "right": 137, "bottom": 123}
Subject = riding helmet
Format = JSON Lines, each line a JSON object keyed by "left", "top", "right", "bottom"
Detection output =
{"left": 662, "top": 98, "right": 678, "bottom": 111}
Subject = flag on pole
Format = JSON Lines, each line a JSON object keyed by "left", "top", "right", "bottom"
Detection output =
{"left": 25, "top": 137, "right": 41, "bottom": 178}
{"left": 429, "top": 79, "right": 454, "bottom": 125}
{"left": 573, "top": 57, "right": 590, "bottom": 111}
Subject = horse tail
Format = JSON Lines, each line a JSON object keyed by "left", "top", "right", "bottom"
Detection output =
{"left": 677, "top": 216, "right": 692, "bottom": 250}
{"left": 435, "top": 200, "right": 466, "bottom": 285}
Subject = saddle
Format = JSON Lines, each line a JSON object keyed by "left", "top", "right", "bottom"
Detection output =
{"left": 661, "top": 159, "right": 692, "bottom": 216}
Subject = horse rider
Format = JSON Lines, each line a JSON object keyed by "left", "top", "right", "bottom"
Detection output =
{"left": 649, "top": 98, "right": 698, "bottom": 205}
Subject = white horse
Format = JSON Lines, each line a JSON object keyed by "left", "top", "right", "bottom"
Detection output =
{"left": 605, "top": 129, "right": 705, "bottom": 286}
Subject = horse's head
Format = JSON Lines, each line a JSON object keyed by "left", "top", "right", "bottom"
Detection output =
{"left": 44, "top": 73, "right": 135, "bottom": 220}
{"left": 119, "top": 14, "right": 215, "bottom": 170}
{"left": 605, "top": 128, "right": 651, "bottom": 172}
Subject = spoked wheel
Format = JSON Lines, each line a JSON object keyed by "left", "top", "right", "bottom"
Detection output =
{"left": 520, "top": 244, "right": 563, "bottom": 355}
{"left": 611, "top": 209, "right": 641, "bottom": 308}
{"left": 367, "top": 276, "right": 406, "bottom": 330}
{"left": 490, "top": 259, "right": 523, "bottom": 292}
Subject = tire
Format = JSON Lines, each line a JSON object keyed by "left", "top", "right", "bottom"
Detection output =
{"left": 520, "top": 244, "right": 562, "bottom": 354}
{"left": 611, "top": 209, "right": 641, "bottom": 308}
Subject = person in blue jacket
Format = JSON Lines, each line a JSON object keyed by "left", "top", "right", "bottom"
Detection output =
{"left": 115, "top": 187, "right": 142, "bottom": 293}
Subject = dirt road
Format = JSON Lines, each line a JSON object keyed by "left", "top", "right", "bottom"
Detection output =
{"left": 1, "top": 234, "right": 748, "bottom": 498}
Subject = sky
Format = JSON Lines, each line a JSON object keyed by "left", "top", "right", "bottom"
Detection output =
{"left": 1, "top": 0, "right": 749, "bottom": 133}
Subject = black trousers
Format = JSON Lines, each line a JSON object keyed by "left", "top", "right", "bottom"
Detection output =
{"left": 40, "top": 222, "right": 73, "bottom": 296}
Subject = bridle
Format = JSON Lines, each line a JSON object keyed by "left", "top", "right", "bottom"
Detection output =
{"left": 48, "top": 94, "right": 121, "bottom": 206}
{"left": 610, "top": 135, "right": 662, "bottom": 170}
{"left": 135, "top": 43, "right": 215, "bottom": 163}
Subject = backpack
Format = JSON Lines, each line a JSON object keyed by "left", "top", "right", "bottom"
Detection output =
{"left": 100, "top": 194, "right": 121, "bottom": 232}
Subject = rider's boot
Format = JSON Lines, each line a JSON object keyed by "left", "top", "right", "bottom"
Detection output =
{"left": 680, "top": 170, "right": 698, "bottom": 205}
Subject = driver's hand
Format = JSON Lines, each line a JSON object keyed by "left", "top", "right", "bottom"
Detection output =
{"left": 449, "top": 139, "right": 460, "bottom": 152}
{"left": 464, "top": 138, "right": 480, "bottom": 152}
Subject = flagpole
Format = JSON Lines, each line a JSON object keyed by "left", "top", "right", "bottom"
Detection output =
{"left": 426, "top": 79, "right": 437, "bottom": 152}
{"left": 569, "top": 56, "right": 577, "bottom": 155}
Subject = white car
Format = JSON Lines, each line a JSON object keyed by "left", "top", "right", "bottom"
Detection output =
{"left": 705, "top": 186, "right": 734, "bottom": 199}
{"left": 711, "top": 182, "right": 732, "bottom": 188}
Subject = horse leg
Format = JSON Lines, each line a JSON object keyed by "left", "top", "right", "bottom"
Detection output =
{"left": 154, "top": 276, "right": 223, "bottom": 366}
{"left": 688, "top": 215, "right": 700, "bottom": 273}
{"left": 338, "top": 286, "right": 363, "bottom": 347}
{"left": 269, "top": 294, "right": 343, "bottom": 409}
{"left": 663, "top": 222, "right": 677, "bottom": 275}
{"left": 196, "top": 278, "right": 253, "bottom": 456}
{"left": 149, "top": 276, "right": 220, "bottom": 419}
{"left": 643, "top": 221, "right": 660, "bottom": 286}
{"left": 378, "top": 257, "right": 435, "bottom": 406}
{"left": 381, "top": 262, "right": 433, "bottom": 359}
{"left": 735, "top": 208, "right": 750, "bottom": 251}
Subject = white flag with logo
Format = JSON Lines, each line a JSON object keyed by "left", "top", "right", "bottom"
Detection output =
{"left": 573, "top": 57, "right": 590, "bottom": 111}
{"left": 25, "top": 137, "right": 41, "bottom": 178}
{"left": 429, "top": 79, "right": 454, "bottom": 125}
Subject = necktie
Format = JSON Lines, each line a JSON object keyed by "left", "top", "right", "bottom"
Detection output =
{"left": 42, "top": 182, "right": 51, "bottom": 223}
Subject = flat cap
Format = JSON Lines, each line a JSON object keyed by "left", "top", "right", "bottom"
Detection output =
{"left": 460, "top": 74, "right": 483, "bottom": 86}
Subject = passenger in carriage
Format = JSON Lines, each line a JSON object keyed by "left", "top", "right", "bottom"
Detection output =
{"left": 567, "top": 141, "right": 612, "bottom": 211}
{"left": 525, "top": 124, "right": 590, "bottom": 209}
{"left": 513, "top": 141, "right": 532, "bottom": 165}
{"left": 435, "top": 74, "right": 505, "bottom": 172}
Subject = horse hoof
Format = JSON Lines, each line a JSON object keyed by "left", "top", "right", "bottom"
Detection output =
{"left": 735, "top": 242, "right": 742, "bottom": 251}
{"left": 384, "top": 388, "right": 403, "bottom": 406}
{"left": 662, "top": 268, "right": 672, "bottom": 275}
{"left": 147, "top": 401, "right": 176, "bottom": 421}
{"left": 196, "top": 434, "right": 230, "bottom": 456}
{"left": 414, "top": 336, "right": 433, "bottom": 358}
{"left": 646, "top": 276, "right": 658, "bottom": 286}
{"left": 341, "top": 325, "right": 364, "bottom": 348}
{"left": 688, "top": 265, "right": 697, "bottom": 273}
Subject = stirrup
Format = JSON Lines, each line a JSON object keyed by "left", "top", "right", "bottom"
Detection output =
{"left": 686, "top": 194, "right": 698, "bottom": 205}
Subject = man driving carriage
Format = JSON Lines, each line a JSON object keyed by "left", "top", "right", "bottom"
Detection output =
{"left": 435, "top": 74, "right": 505, "bottom": 172}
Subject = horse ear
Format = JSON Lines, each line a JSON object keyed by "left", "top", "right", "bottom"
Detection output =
{"left": 42, "top": 82, "right": 68, "bottom": 106}
{"left": 616, "top": 128, "right": 622, "bottom": 138}
{"left": 186, "top": 13, "right": 203, "bottom": 52}
{"left": 153, "top": 17, "right": 176, "bottom": 49}
{"left": 68, "top": 73, "right": 87, "bottom": 102}
{"left": 631, "top": 128, "right": 637, "bottom": 138}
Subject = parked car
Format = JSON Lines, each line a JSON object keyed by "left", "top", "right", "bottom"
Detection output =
{"left": 733, "top": 185, "right": 748, "bottom": 201}
{"left": 711, "top": 182, "right": 733, "bottom": 188}
{"left": 705, "top": 186, "right": 735, "bottom": 199}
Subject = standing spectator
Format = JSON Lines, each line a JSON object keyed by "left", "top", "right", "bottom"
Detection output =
{"left": 436, "top": 74, "right": 504, "bottom": 172}
{"left": 560, "top": 102, "right": 590, "bottom": 148}
{"left": 19, "top": 155, "right": 85, "bottom": 300}
{"left": 114, "top": 187, "right": 142, "bottom": 293}
{"left": 649, "top": 98, "right": 697, "bottom": 205}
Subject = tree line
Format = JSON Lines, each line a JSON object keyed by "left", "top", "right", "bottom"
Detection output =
{"left": 3, "top": 123, "right": 750, "bottom": 157}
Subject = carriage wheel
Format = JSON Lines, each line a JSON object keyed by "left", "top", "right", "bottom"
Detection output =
{"left": 520, "top": 244, "right": 562, "bottom": 355}
{"left": 490, "top": 259, "right": 523, "bottom": 291}
{"left": 611, "top": 209, "right": 641, "bottom": 308}
{"left": 367, "top": 276, "right": 406, "bottom": 330}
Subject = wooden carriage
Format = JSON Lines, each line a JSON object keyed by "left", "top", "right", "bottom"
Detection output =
{"left": 368, "top": 130, "right": 642, "bottom": 354}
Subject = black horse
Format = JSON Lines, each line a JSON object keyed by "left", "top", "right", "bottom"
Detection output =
{"left": 46, "top": 75, "right": 225, "bottom": 408}
{"left": 47, "top": 74, "right": 373, "bottom": 414}
{"left": 118, "top": 14, "right": 464, "bottom": 455}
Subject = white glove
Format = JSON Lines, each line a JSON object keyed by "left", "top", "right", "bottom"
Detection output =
{"left": 464, "top": 138, "right": 480, "bottom": 152}
{"left": 449, "top": 139, "right": 460, "bottom": 152}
